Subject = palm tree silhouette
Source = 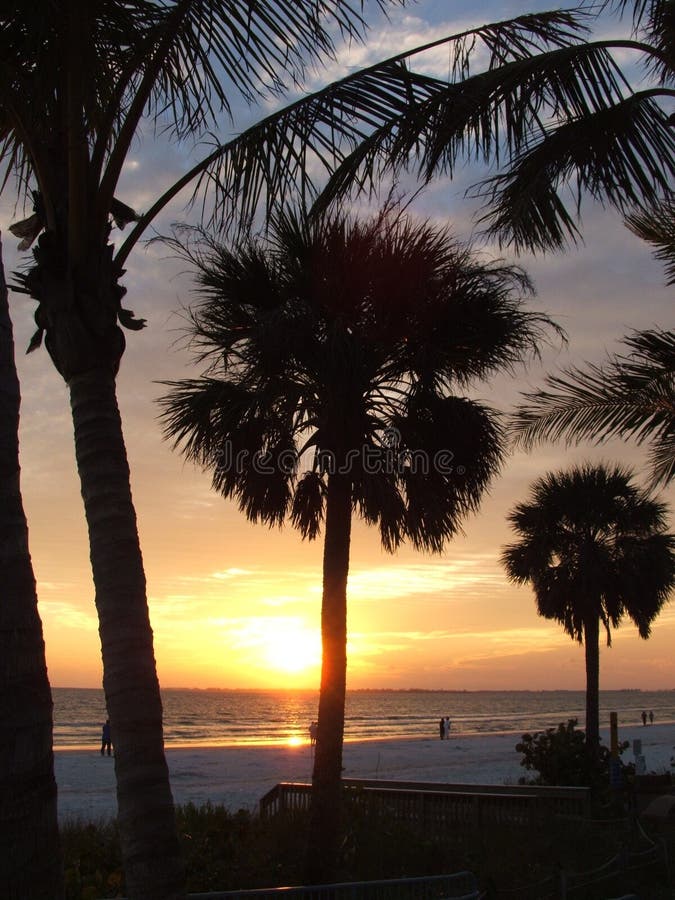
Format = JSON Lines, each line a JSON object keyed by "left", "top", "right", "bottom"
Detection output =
{"left": 509, "top": 328, "right": 675, "bottom": 489}
{"left": 1, "top": 7, "right": 608, "bottom": 892}
{"left": 0, "top": 237, "right": 61, "bottom": 897}
{"left": 4, "top": 4, "right": 666, "bottom": 892}
{"left": 159, "top": 205, "right": 557, "bottom": 882}
{"left": 625, "top": 193, "right": 675, "bottom": 285}
{"left": 321, "top": 0, "right": 675, "bottom": 256}
{"left": 502, "top": 462, "right": 675, "bottom": 752}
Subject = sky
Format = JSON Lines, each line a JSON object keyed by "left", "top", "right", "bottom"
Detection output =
{"left": 3, "top": 0, "right": 674, "bottom": 693}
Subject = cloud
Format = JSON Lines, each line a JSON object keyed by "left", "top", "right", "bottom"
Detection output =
{"left": 40, "top": 600, "right": 98, "bottom": 632}
{"left": 346, "top": 557, "right": 506, "bottom": 602}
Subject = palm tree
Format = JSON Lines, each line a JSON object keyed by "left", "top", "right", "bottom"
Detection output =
{"left": 0, "top": 234, "right": 61, "bottom": 899}
{"left": 320, "top": 0, "right": 675, "bottom": 256}
{"left": 158, "top": 205, "right": 557, "bottom": 882}
{"left": 0, "top": 7, "right": 613, "bottom": 893}
{"left": 509, "top": 328, "right": 675, "bottom": 489}
{"left": 2, "top": 3, "right": 419, "bottom": 896}
{"left": 502, "top": 462, "right": 675, "bottom": 752}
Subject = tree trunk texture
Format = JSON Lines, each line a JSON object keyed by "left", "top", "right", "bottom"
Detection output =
{"left": 583, "top": 615, "right": 600, "bottom": 752}
{"left": 68, "top": 369, "right": 185, "bottom": 900}
{"left": 0, "top": 238, "right": 63, "bottom": 899}
{"left": 307, "top": 472, "right": 352, "bottom": 885}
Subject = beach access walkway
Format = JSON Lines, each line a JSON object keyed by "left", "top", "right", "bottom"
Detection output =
{"left": 259, "top": 778, "right": 592, "bottom": 829}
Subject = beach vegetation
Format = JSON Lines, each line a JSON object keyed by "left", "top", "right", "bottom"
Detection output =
{"left": 158, "top": 203, "right": 557, "bottom": 883}
{"left": 60, "top": 799, "right": 672, "bottom": 899}
{"left": 510, "top": 327, "right": 675, "bottom": 490}
{"left": 502, "top": 463, "right": 675, "bottom": 753}
{"left": 516, "top": 718, "right": 630, "bottom": 791}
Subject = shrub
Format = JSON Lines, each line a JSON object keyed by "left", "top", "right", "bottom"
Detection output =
{"left": 516, "top": 718, "right": 629, "bottom": 790}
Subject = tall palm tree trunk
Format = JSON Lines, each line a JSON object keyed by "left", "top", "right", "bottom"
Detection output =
{"left": 583, "top": 615, "right": 600, "bottom": 754}
{"left": 307, "top": 471, "right": 352, "bottom": 885}
{"left": 0, "top": 238, "right": 62, "bottom": 899}
{"left": 68, "top": 368, "right": 184, "bottom": 900}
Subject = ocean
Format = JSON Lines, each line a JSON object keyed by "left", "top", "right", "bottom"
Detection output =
{"left": 52, "top": 687, "right": 675, "bottom": 750}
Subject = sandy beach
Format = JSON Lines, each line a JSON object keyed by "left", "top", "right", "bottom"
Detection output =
{"left": 54, "top": 722, "right": 675, "bottom": 822}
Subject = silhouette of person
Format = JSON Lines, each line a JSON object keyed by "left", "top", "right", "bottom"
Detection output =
{"left": 649, "top": 710, "right": 654, "bottom": 725}
{"left": 101, "top": 719, "right": 112, "bottom": 756}
{"left": 439, "top": 717, "right": 445, "bottom": 740}
{"left": 641, "top": 710, "right": 647, "bottom": 726}
{"left": 309, "top": 721, "right": 317, "bottom": 747}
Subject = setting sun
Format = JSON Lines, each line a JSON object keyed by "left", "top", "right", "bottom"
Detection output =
{"left": 263, "top": 620, "right": 321, "bottom": 674}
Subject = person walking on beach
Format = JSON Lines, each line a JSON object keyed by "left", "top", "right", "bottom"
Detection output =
{"left": 101, "top": 719, "right": 112, "bottom": 756}
{"left": 309, "top": 721, "right": 317, "bottom": 748}
{"left": 641, "top": 710, "right": 648, "bottom": 726}
{"left": 649, "top": 710, "right": 654, "bottom": 724}
{"left": 439, "top": 717, "right": 445, "bottom": 740}
{"left": 443, "top": 716, "right": 451, "bottom": 740}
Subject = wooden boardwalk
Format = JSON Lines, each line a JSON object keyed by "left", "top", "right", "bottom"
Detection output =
{"left": 260, "top": 778, "right": 591, "bottom": 829}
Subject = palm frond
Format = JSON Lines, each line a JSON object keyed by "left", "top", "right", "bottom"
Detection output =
{"left": 117, "top": 9, "right": 591, "bottom": 254}
{"left": 510, "top": 328, "right": 675, "bottom": 487}
{"left": 625, "top": 192, "right": 675, "bottom": 284}
{"left": 478, "top": 94, "right": 675, "bottom": 252}
{"left": 290, "top": 470, "right": 325, "bottom": 541}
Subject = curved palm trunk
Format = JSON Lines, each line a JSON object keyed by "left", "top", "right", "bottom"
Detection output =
{"left": 0, "top": 242, "right": 62, "bottom": 899}
{"left": 307, "top": 472, "right": 352, "bottom": 885}
{"left": 68, "top": 369, "right": 184, "bottom": 900}
{"left": 583, "top": 615, "right": 600, "bottom": 754}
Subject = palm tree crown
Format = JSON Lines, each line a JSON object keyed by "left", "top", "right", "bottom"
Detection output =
{"left": 502, "top": 462, "right": 675, "bottom": 747}
{"left": 159, "top": 207, "right": 556, "bottom": 550}
{"left": 510, "top": 328, "right": 675, "bottom": 489}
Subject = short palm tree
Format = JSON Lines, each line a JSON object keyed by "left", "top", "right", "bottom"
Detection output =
{"left": 159, "top": 205, "right": 557, "bottom": 882}
{"left": 509, "top": 328, "right": 675, "bottom": 489}
{"left": 502, "top": 463, "right": 675, "bottom": 752}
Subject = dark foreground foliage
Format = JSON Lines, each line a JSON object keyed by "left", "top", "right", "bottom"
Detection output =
{"left": 516, "top": 718, "right": 631, "bottom": 791}
{"left": 61, "top": 795, "right": 672, "bottom": 899}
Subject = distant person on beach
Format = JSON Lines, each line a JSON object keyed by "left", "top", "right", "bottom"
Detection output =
{"left": 439, "top": 717, "right": 445, "bottom": 740}
{"left": 309, "top": 721, "right": 317, "bottom": 747}
{"left": 101, "top": 719, "right": 112, "bottom": 756}
{"left": 649, "top": 710, "right": 654, "bottom": 724}
{"left": 642, "top": 710, "right": 648, "bottom": 726}
{"left": 443, "top": 716, "right": 451, "bottom": 739}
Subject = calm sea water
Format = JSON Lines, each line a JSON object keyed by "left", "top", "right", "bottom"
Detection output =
{"left": 52, "top": 688, "right": 675, "bottom": 750}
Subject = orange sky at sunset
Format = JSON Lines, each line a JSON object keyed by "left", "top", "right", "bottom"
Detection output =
{"left": 5, "top": 0, "right": 674, "bottom": 693}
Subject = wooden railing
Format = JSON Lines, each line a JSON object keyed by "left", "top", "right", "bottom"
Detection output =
{"left": 259, "top": 779, "right": 591, "bottom": 827}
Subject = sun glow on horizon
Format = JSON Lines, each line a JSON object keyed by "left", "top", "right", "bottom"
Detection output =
{"left": 263, "top": 619, "right": 322, "bottom": 675}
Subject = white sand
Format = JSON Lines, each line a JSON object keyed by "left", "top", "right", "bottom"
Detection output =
{"left": 55, "top": 723, "right": 675, "bottom": 823}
